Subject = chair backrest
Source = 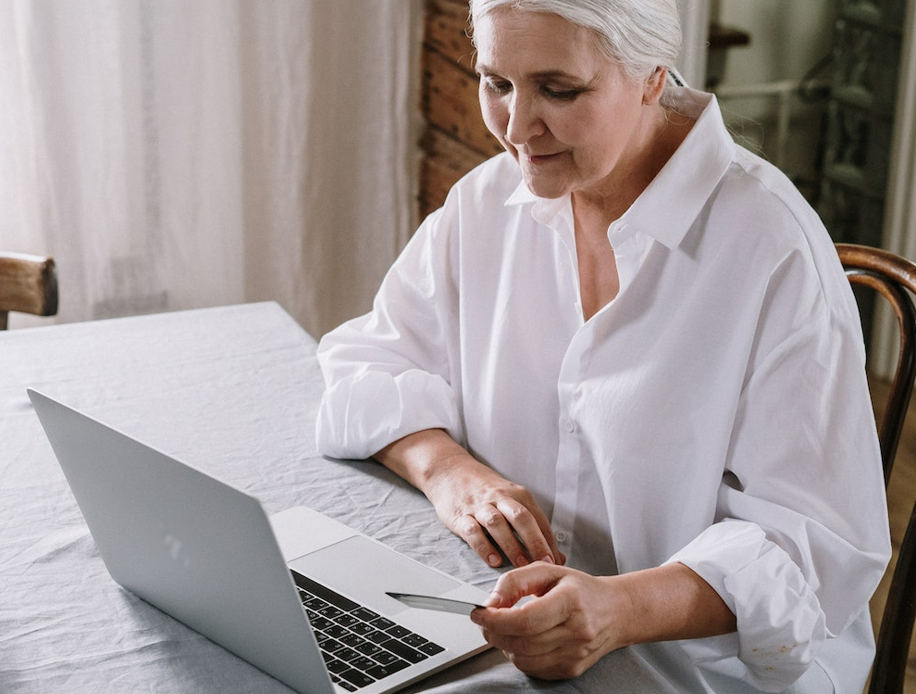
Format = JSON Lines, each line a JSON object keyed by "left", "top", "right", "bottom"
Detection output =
{"left": 837, "top": 243, "right": 916, "bottom": 694}
{"left": 0, "top": 252, "right": 59, "bottom": 330}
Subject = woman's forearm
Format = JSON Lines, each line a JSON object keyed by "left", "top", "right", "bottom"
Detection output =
{"left": 610, "top": 562, "right": 736, "bottom": 646}
{"left": 373, "top": 428, "right": 471, "bottom": 496}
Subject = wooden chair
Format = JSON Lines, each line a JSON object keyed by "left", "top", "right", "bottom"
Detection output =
{"left": 837, "top": 243, "right": 916, "bottom": 694}
{"left": 0, "top": 252, "right": 59, "bottom": 330}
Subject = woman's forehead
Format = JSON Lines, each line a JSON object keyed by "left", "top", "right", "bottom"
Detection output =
{"left": 474, "top": 9, "right": 606, "bottom": 70}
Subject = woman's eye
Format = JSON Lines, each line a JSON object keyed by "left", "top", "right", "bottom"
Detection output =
{"left": 483, "top": 78, "right": 512, "bottom": 95}
{"left": 543, "top": 87, "right": 582, "bottom": 101}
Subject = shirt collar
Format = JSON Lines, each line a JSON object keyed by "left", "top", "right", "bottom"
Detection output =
{"left": 505, "top": 180, "right": 569, "bottom": 228}
{"left": 505, "top": 88, "right": 735, "bottom": 250}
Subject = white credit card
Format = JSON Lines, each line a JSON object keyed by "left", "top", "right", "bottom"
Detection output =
{"left": 386, "top": 592, "right": 484, "bottom": 616}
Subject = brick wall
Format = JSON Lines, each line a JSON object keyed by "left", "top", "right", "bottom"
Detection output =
{"left": 419, "top": 0, "right": 502, "bottom": 219}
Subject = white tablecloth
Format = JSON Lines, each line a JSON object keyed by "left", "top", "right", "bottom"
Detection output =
{"left": 1, "top": 303, "right": 677, "bottom": 693}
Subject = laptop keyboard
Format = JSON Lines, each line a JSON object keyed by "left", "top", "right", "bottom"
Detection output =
{"left": 292, "top": 570, "right": 446, "bottom": 692}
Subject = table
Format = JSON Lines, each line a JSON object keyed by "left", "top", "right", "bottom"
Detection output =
{"left": 1, "top": 303, "right": 677, "bottom": 693}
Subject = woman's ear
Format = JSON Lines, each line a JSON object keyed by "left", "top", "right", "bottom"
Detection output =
{"left": 642, "top": 66, "right": 667, "bottom": 106}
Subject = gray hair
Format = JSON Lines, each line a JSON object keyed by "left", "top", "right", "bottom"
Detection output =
{"left": 468, "top": 0, "right": 682, "bottom": 84}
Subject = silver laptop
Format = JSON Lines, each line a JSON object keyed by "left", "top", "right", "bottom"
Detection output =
{"left": 28, "top": 389, "right": 490, "bottom": 694}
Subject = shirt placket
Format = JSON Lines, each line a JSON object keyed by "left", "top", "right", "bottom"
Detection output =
{"left": 552, "top": 329, "right": 589, "bottom": 555}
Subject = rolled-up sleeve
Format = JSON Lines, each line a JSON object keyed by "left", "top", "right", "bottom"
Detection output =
{"left": 316, "top": 209, "right": 465, "bottom": 460}
{"left": 668, "top": 522, "right": 827, "bottom": 690}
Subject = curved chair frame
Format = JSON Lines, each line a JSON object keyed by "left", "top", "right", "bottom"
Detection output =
{"left": 837, "top": 243, "right": 916, "bottom": 694}
{"left": 0, "top": 252, "right": 59, "bottom": 330}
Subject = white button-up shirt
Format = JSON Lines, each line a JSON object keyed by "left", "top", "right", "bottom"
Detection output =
{"left": 316, "top": 89, "right": 890, "bottom": 692}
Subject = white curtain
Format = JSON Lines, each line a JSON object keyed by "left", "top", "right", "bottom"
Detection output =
{"left": 0, "top": 0, "right": 420, "bottom": 337}
{"left": 676, "top": 0, "right": 709, "bottom": 89}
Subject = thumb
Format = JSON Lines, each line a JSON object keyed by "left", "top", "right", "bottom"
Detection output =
{"left": 484, "top": 561, "right": 563, "bottom": 608}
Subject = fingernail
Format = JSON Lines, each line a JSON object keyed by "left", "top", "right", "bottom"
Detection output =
{"left": 484, "top": 591, "right": 501, "bottom": 607}
{"left": 541, "top": 555, "right": 554, "bottom": 564}
{"left": 487, "top": 553, "right": 502, "bottom": 567}
{"left": 515, "top": 555, "right": 529, "bottom": 567}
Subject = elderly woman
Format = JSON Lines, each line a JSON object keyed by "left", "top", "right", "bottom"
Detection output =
{"left": 316, "top": 0, "right": 891, "bottom": 691}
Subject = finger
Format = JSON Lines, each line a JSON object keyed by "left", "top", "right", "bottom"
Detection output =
{"left": 455, "top": 512, "right": 505, "bottom": 567}
{"left": 505, "top": 644, "right": 595, "bottom": 681}
{"left": 492, "top": 562, "right": 564, "bottom": 606}
{"left": 480, "top": 601, "right": 566, "bottom": 641}
{"left": 487, "top": 626, "right": 566, "bottom": 661}
{"left": 473, "top": 504, "right": 532, "bottom": 567}
{"left": 530, "top": 508, "right": 565, "bottom": 566}
{"left": 494, "top": 497, "right": 557, "bottom": 565}
{"left": 491, "top": 489, "right": 564, "bottom": 565}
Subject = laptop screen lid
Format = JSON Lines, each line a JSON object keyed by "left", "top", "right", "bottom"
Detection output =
{"left": 28, "top": 388, "right": 345, "bottom": 694}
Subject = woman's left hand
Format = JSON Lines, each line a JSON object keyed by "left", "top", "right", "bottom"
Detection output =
{"left": 469, "top": 563, "right": 627, "bottom": 680}
{"left": 469, "top": 560, "right": 737, "bottom": 680}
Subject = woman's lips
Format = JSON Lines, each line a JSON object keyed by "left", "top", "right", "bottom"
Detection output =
{"left": 526, "top": 152, "right": 561, "bottom": 165}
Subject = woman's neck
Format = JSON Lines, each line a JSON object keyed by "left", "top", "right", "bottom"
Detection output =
{"left": 572, "top": 106, "right": 696, "bottom": 237}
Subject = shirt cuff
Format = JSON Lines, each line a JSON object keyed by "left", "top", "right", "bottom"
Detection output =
{"left": 665, "top": 520, "right": 826, "bottom": 691}
{"left": 316, "top": 369, "right": 461, "bottom": 460}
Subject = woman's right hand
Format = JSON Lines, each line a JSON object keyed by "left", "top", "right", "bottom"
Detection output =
{"left": 424, "top": 448, "right": 566, "bottom": 568}
{"left": 374, "top": 429, "right": 564, "bottom": 568}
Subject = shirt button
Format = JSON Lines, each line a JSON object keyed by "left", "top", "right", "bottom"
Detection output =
{"left": 556, "top": 531, "right": 569, "bottom": 543}
{"left": 563, "top": 419, "right": 575, "bottom": 433}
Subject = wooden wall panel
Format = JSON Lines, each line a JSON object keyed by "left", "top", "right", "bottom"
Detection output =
{"left": 420, "top": 0, "right": 502, "bottom": 219}
{"left": 422, "top": 50, "right": 502, "bottom": 157}
{"left": 424, "top": 0, "right": 475, "bottom": 67}
{"left": 419, "top": 127, "right": 490, "bottom": 211}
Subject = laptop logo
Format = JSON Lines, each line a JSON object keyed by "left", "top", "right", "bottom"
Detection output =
{"left": 161, "top": 525, "right": 191, "bottom": 568}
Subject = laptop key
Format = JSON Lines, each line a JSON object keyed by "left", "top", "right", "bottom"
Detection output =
{"left": 322, "top": 638, "right": 346, "bottom": 655}
{"left": 371, "top": 650, "right": 400, "bottom": 666}
{"left": 335, "top": 647, "right": 361, "bottom": 663}
{"left": 419, "top": 641, "right": 446, "bottom": 656}
{"left": 339, "top": 668, "right": 376, "bottom": 689}
{"left": 352, "top": 607, "right": 381, "bottom": 622}
{"left": 370, "top": 616, "right": 395, "bottom": 631}
{"left": 402, "top": 633, "right": 428, "bottom": 647}
{"left": 317, "top": 604, "right": 344, "bottom": 619}
{"left": 355, "top": 642, "right": 384, "bottom": 658}
{"left": 335, "top": 613, "right": 361, "bottom": 628}
{"left": 350, "top": 656, "right": 378, "bottom": 672}
{"left": 325, "top": 624, "right": 350, "bottom": 640}
{"left": 310, "top": 615, "right": 335, "bottom": 632}
{"left": 381, "top": 638, "right": 429, "bottom": 664}
{"left": 386, "top": 625, "right": 411, "bottom": 639}
{"left": 367, "top": 658, "right": 411, "bottom": 680}
{"left": 326, "top": 658, "right": 349, "bottom": 675}
{"left": 340, "top": 633, "right": 366, "bottom": 649}
{"left": 365, "top": 629, "right": 391, "bottom": 645}
{"left": 303, "top": 595, "right": 329, "bottom": 610}
{"left": 349, "top": 622, "right": 377, "bottom": 637}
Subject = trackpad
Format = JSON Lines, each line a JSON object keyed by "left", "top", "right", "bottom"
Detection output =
{"left": 289, "top": 535, "right": 461, "bottom": 615}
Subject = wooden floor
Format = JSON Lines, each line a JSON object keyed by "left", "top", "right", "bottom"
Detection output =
{"left": 869, "top": 375, "right": 916, "bottom": 691}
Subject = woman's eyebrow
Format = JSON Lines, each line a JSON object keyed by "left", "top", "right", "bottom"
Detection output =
{"left": 475, "top": 64, "right": 594, "bottom": 84}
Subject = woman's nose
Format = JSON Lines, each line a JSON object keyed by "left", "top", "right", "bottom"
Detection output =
{"left": 506, "top": 94, "right": 545, "bottom": 146}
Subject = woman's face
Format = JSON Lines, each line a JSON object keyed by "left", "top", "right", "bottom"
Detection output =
{"left": 474, "top": 8, "right": 663, "bottom": 202}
